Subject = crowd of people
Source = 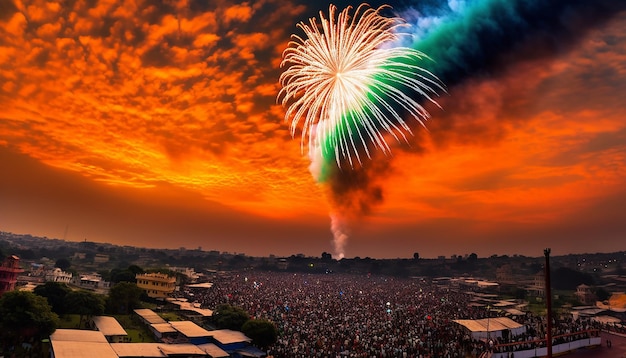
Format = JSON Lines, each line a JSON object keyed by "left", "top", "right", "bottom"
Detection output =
{"left": 182, "top": 271, "right": 604, "bottom": 358}
{"left": 486, "top": 315, "right": 601, "bottom": 355}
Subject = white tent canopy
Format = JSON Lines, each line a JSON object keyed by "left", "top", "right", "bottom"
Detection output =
{"left": 453, "top": 317, "right": 526, "bottom": 340}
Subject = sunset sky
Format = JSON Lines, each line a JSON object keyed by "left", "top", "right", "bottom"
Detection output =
{"left": 1, "top": 0, "right": 625, "bottom": 259}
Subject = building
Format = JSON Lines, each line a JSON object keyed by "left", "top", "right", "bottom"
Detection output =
{"left": 50, "top": 329, "right": 118, "bottom": 358}
{"left": 575, "top": 284, "right": 596, "bottom": 305}
{"left": 133, "top": 309, "right": 178, "bottom": 341}
{"left": 72, "top": 273, "right": 111, "bottom": 293}
{"left": 207, "top": 329, "right": 265, "bottom": 357}
{"left": 91, "top": 316, "right": 128, "bottom": 343}
{"left": 525, "top": 271, "right": 545, "bottom": 298}
{"left": 0, "top": 255, "right": 24, "bottom": 296}
{"left": 110, "top": 343, "right": 208, "bottom": 357}
{"left": 168, "top": 320, "right": 213, "bottom": 345}
{"left": 45, "top": 268, "right": 73, "bottom": 283}
{"left": 136, "top": 272, "right": 176, "bottom": 298}
{"left": 169, "top": 266, "right": 200, "bottom": 282}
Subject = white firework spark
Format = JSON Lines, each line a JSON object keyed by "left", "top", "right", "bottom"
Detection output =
{"left": 278, "top": 3, "right": 443, "bottom": 168}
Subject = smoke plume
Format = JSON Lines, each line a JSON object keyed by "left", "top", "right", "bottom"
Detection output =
{"left": 313, "top": 0, "right": 626, "bottom": 258}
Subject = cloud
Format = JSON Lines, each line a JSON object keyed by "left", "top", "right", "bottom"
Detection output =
{"left": 1, "top": 0, "right": 625, "bottom": 257}
{"left": 0, "top": 0, "right": 319, "bottom": 217}
{"left": 323, "top": 7, "right": 626, "bottom": 257}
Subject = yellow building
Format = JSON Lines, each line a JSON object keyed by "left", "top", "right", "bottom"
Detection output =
{"left": 136, "top": 273, "right": 176, "bottom": 298}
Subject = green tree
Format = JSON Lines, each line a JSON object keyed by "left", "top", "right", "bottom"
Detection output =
{"left": 213, "top": 304, "right": 250, "bottom": 330}
{"left": 513, "top": 287, "right": 527, "bottom": 300}
{"left": 110, "top": 267, "right": 137, "bottom": 283}
{"left": 242, "top": 319, "right": 278, "bottom": 349}
{"left": 65, "top": 290, "right": 105, "bottom": 328}
{"left": 55, "top": 258, "right": 71, "bottom": 271}
{"left": 107, "top": 282, "right": 143, "bottom": 314}
{"left": 127, "top": 264, "right": 144, "bottom": 274}
{"left": 596, "top": 287, "right": 611, "bottom": 302}
{"left": 552, "top": 267, "right": 594, "bottom": 290}
{"left": 33, "top": 281, "right": 72, "bottom": 315}
{"left": 0, "top": 291, "right": 59, "bottom": 344}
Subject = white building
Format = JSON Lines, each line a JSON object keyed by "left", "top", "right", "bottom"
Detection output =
{"left": 169, "top": 266, "right": 200, "bottom": 282}
{"left": 45, "top": 268, "right": 73, "bottom": 283}
{"left": 71, "top": 273, "right": 111, "bottom": 293}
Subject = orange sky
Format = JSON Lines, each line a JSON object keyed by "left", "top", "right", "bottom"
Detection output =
{"left": 1, "top": 0, "right": 625, "bottom": 259}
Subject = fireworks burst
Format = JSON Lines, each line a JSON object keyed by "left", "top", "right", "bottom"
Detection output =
{"left": 278, "top": 3, "right": 444, "bottom": 168}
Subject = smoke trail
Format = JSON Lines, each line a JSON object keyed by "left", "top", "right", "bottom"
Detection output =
{"left": 290, "top": 0, "right": 625, "bottom": 257}
{"left": 402, "top": 0, "right": 626, "bottom": 87}
{"left": 322, "top": 158, "right": 388, "bottom": 258}
{"left": 310, "top": 123, "right": 389, "bottom": 258}
{"left": 329, "top": 213, "right": 348, "bottom": 259}
{"left": 318, "top": 0, "right": 626, "bottom": 257}
{"left": 309, "top": 124, "right": 352, "bottom": 259}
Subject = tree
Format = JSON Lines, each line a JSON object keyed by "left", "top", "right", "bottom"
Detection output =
{"left": 513, "top": 287, "right": 527, "bottom": 300}
{"left": 0, "top": 291, "right": 59, "bottom": 344}
{"left": 65, "top": 290, "right": 105, "bottom": 328}
{"left": 107, "top": 282, "right": 143, "bottom": 314}
{"left": 110, "top": 267, "right": 138, "bottom": 283}
{"left": 321, "top": 252, "right": 332, "bottom": 261}
{"left": 242, "top": 319, "right": 278, "bottom": 349}
{"left": 413, "top": 252, "right": 420, "bottom": 260}
{"left": 55, "top": 258, "right": 71, "bottom": 271}
{"left": 596, "top": 287, "right": 610, "bottom": 302}
{"left": 213, "top": 304, "right": 250, "bottom": 331}
{"left": 33, "top": 282, "right": 72, "bottom": 315}
{"left": 552, "top": 267, "right": 594, "bottom": 290}
{"left": 127, "top": 264, "right": 144, "bottom": 275}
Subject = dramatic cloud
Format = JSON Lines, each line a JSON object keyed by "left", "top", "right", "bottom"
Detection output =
{"left": 1, "top": 0, "right": 625, "bottom": 258}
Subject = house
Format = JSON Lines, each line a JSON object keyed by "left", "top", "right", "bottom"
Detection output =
{"left": 526, "top": 271, "right": 545, "bottom": 297}
{"left": 50, "top": 329, "right": 118, "bottom": 358}
{"left": 134, "top": 309, "right": 178, "bottom": 342}
{"left": 168, "top": 320, "right": 213, "bottom": 345}
{"left": 110, "top": 343, "right": 207, "bottom": 357}
{"left": 91, "top": 316, "right": 128, "bottom": 343}
{"left": 0, "top": 255, "right": 23, "bottom": 296}
{"left": 208, "top": 329, "right": 266, "bottom": 357}
{"left": 45, "top": 268, "right": 72, "bottom": 283}
{"left": 136, "top": 272, "right": 176, "bottom": 298}
{"left": 575, "top": 284, "right": 596, "bottom": 305}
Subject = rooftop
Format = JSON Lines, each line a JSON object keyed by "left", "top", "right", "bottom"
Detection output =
{"left": 134, "top": 308, "right": 167, "bottom": 324}
{"left": 50, "top": 329, "right": 109, "bottom": 343}
{"left": 92, "top": 316, "right": 128, "bottom": 337}
{"left": 196, "top": 343, "right": 230, "bottom": 357}
{"left": 169, "top": 320, "right": 212, "bottom": 338}
{"left": 208, "top": 329, "right": 252, "bottom": 345}
{"left": 110, "top": 343, "right": 206, "bottom": 357}
{"left": 151, "top": 323, "right": 178, "bottom": 334}
{"left": 50, "top": 329, "right": 118, "bottom": 358}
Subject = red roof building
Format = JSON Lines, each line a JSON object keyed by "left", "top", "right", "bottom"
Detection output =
{"left": 0, "top": 255, "right": 24, "bottom": 296}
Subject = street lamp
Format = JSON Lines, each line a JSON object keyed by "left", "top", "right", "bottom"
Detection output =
{"left": 486, "top": 303, "right": 493, "bottom": 352}
{"left": 486, "top": 304, "right": 491, "bottom": 339}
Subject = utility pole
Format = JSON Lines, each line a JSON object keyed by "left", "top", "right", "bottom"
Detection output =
{"left": 544, "top": 248, "right": 553, "bottom": 358}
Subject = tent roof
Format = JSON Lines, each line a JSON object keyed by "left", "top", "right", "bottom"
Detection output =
{"left": 92, "top": 316, "right": 127, "bottom": 336}
{"left": 209, "top": 329, "right": 252, "bottom": 344}
{"left": 453, "top": 317, "right": 523, "bottom": 332}
{"left": 169, "top": 321, "right": 212, "bottom": 338}
{"left": 134, "top": 309, "right": 167, "bottom": 324}
{"left": 503, "top": 308, "right": 525, "bottom": 316}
